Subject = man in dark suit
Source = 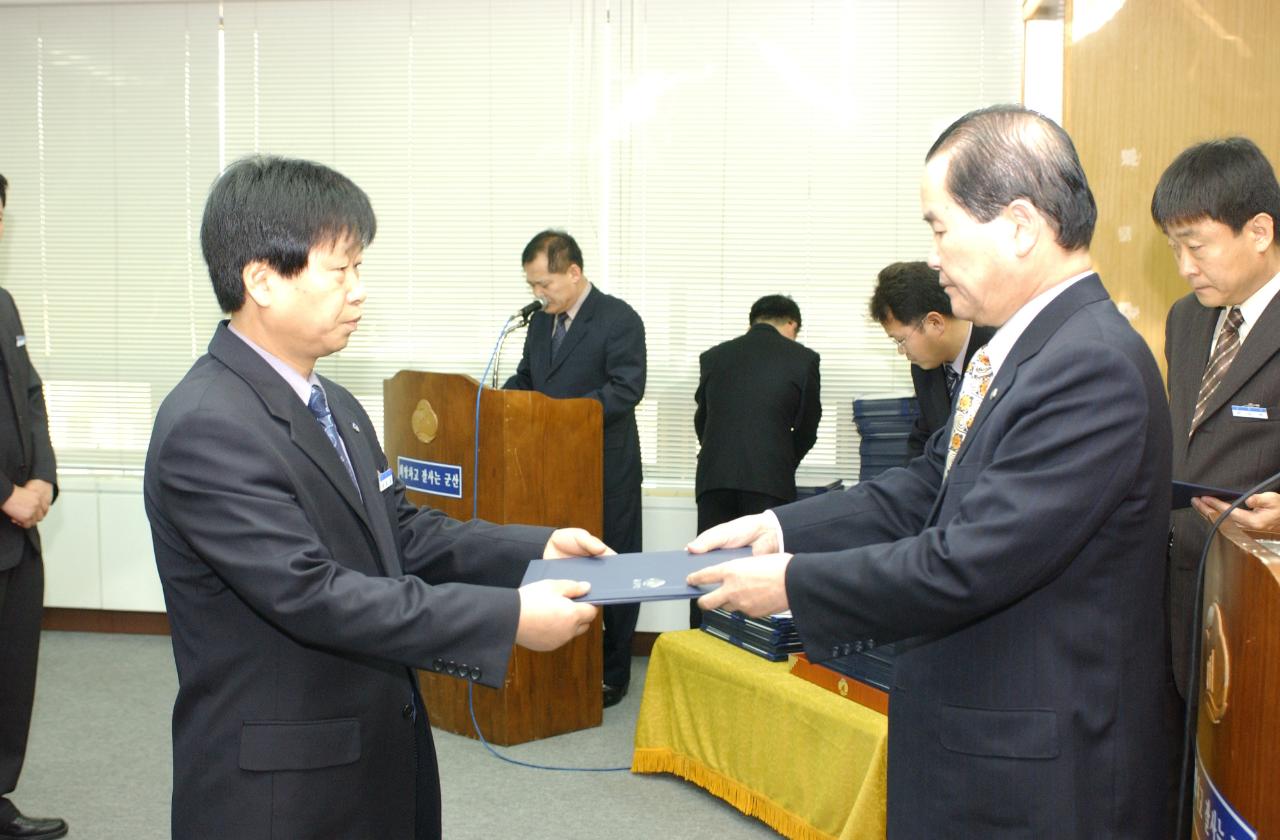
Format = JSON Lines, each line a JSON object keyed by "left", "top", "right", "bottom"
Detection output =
{"left": 145, "top": 157, "right": 603, "bottom": 840}
{"left": 869, "top": 261, "right": 996, "bottom": 457}
{"left": 504, "top": 229, "right": 646, "bottom": 708}
{"left": 1152, "top": 137, "right": 1280, "bottom": 702}
{"left": 691, "top": 294, "right": 820, "bottom": 627}
{"left": 0, "top": 175, "right": 67, "bottom": 840}
{"left": 689, "top": 106, "right": 1174, "bottom": 838}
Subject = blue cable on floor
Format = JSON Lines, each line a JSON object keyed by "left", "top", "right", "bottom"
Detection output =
{"left": 467, "top": 681, "right": 632, "bottom": 772}
{"left": 470, "top": 319, "right": 626, "bottom": 771}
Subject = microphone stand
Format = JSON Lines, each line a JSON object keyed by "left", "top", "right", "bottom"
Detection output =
{"left": 471, "top": 313, "right": 533, "bottom": 519}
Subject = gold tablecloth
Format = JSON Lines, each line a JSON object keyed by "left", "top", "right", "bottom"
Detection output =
{"left": 633, "top": 630, "right": 887, "bottom": 840}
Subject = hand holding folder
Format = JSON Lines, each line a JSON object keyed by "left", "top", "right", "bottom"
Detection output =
{"left": 521, "top": 547, "right": 752, "bottom": 605}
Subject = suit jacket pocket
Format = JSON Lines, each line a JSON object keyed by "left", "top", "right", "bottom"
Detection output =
{"left": 239, "top": 717, "right": 361, "bottom": 771}
{"left": 937, "top": 704, "right": 1059, "bottom": 759}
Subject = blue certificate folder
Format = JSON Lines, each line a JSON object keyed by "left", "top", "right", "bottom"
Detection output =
{"left": 520, "top": 547, "right": 752, "bottom": 605}
{"left": 1172, "top": 480, "right": 1244, "bottom": 510}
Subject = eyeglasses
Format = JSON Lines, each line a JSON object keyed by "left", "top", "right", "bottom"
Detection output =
{"left": 890, "top": 320, "right": 924, "bottom": 348}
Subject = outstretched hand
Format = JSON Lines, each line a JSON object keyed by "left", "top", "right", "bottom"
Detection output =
{"left": 687, "top": 552, "right": 792, "bottom": 618}
{"left": 543, "top": 527, "right": 613, "bottom": 559}
{"left": 685, "top": 512, "right": 782, "bottom": 556}
{"left": 515, "top": 579, "right": 598, "bottom": 651}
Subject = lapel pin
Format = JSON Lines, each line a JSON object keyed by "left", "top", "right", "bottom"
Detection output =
{"left": 351, "top": 421, "right": 361, "bottom": 433}
{"left": 989, "top": 387, "right": 999, "bottom": 400}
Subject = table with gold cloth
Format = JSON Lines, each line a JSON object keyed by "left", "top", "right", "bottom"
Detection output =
{"left": 632, "top": 629, "right": 887, "bottom": 840}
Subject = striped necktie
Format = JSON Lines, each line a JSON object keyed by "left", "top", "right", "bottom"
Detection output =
{"left": 308, "top": 384, "right": 360, "bottom": 490}
{"left": 1191, "top": 306, "right": 1244, "bottom": 435}
{"left": 945, "top": 346, "right": 992, "bottom": 477}
{"left": 943, "top": 364, "right": 961, "bottom": 401}
{"left": 551, "top": 312, "right": 569, "bottom": 359}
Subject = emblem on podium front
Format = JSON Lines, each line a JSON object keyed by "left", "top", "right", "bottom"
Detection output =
{"left": 412, "top": 399, "right": 439, "bottom": 444}
{"left": 1203, "top": 601, "right": 1231, "bottom": 724}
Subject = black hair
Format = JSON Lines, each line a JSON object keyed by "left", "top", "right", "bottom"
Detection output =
{"left": 749, "top": 294, "right": 802, "bottom": 330}
{"left": 927, "top": 104, "right": 1096, "bottom": 251}
{"left": 0, "top": 173, "right": 8, "bottom": 207}
{"left": 1151, "top": 137, "right": 1280, "bottom": 235}
{"left": 200, "top": 155, "right": 376, "bottom": 313}
{"left": 521, "top": 229, "right": 584, "bottom": 274}
{"left": 868, "top": 261, "right": 951, "bottom": 324}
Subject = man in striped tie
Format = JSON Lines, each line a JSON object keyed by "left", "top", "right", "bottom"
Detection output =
{"left": 1154, "top": 136, "right": 1280, "bottom": 704}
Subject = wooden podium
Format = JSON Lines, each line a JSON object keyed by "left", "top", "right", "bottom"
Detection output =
{"left": 383, "top": 370, "right": 604, "bottom": 745}
{"left": 1194, "top": 518, "right": 1280, "bottom": 838}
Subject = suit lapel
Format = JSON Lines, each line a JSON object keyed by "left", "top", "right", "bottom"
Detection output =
{"left": 546, "top": 286, "right": 600, "bottom": 379}
{"left": 529, "top": 312, "right": 553, "bottom": 383}
{"left": 1195, "top": 294, "right": 1280, "bottom": 431}
{"left": 0, "top": 316, "right": 28, "bottom": 463}
{"left": 948, "top": 275, "right": 1107, "bottom": 473}
{"left": 326, "top": 388, "right": 403, "bottom": 577}
{"left": 208, "top": 324, "right": 373, "bottom": 534}
{"left": 1172, "top": 303, "right": 1218, "bottom": 455}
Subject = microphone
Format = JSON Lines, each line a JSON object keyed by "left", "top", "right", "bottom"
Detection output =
{"left": 517, "top": 299, "right": 544, "bottom": 323}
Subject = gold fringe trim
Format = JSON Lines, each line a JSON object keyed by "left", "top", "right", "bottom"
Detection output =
{"left": 633, "top": 748, "right": 837, "bottom": 840}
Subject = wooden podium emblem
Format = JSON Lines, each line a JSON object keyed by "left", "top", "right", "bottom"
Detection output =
{"left": 1202, "top": 601, "right": 1231, "bottom": 724}
{"left": 411, "top": 399, "right": 439, "bottom": 443}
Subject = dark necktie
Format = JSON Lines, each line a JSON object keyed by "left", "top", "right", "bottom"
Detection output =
{"left": 551, "top": 312, "right": 569, "bottom": 359}
{"left": 308, "top": 384, "right": 360, "bottom": 490}
{"left": 1191, "top": 306, "right": 1244, "bottom": 435}
{"left": 943, "top": 364, "right": 961, "bottom": 401}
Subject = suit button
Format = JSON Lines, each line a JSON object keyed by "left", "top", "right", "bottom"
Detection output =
{"left": 401, "top": 704, "right": 413, "bottom": 720}
{"left": 471, "top": 667, "right": 481, "bottom": 681}
{"left": 831, "top": 646, "right": 841, "bottom": 657}
{"left": 866, "top": 639, "right": 875, "bottom": 650}
{"left": 446, "top": 662, "right": 457, "bottom": 675}
{"left": 432, "top": 658, "right": 444, "bottom": 671}
{"left": 854, "top": 641, "right": 864, "bottom": 653}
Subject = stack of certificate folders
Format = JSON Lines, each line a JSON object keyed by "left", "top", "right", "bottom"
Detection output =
{"left": 852, "top": 395, "right": 920, "bottom": 481}
{"left": 821, "top": 643, "right": 900, "bottom": 692}
{"left": 700, "top": 608, "right": 803, "bottom": 662}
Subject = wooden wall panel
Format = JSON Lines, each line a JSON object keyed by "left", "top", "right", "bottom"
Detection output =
{"left": 1063, "top": 0, "right": 1280, "bottom": 375}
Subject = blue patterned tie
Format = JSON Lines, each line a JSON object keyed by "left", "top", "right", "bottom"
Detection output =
{"left": 551, "top": 312, "right": 569, "bottom": 359}
{"left": 308, "top": 384, "right": 359, "bottom": 490}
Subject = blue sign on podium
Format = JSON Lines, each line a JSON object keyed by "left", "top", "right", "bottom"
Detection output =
{"left": 1195, "top": 753, "right": 1257, "bottom": 840}
{"left": 396, "top": 456, "right": 463, "bottom": 499}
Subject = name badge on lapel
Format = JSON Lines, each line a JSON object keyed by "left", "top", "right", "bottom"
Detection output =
{"left": 377, "top": 468, "right": 394, "bottom": 492}
{"left": 1231, "top": 403, "right": 1268, "bottom": 420}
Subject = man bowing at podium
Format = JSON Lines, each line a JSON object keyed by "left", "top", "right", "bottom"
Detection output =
{"left": 145, "top": 156, "right": 602, "bottom": 840}
{"left": 689, "top": 106, "right": 1175, "bottom": 838}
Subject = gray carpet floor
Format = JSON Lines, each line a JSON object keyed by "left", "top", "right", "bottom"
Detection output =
{"left": 11, "top": 631, "right": 781, "bottom": 839}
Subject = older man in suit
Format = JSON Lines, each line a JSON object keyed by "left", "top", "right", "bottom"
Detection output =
{"left": 1152, "top": 137, "right": 1280, "bottom": 702}
{"left": 0, "top": 175, "right": 66, "bottom": 840}
{"left": 691, "top": 294, "right": 820, "bottom": 627}
{"left": 869, "top": 261, "right": 995, "bottom": 458}
{"left": 145, "top": 157, "right": 603, "bottom": 840}
{"left": 688, "top": 106, "right": 1174, "bottom": 838}
{"left": 505, "top": 229, "right": 646, "bottom": 708}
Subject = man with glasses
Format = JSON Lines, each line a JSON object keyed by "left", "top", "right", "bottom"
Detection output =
{"left": 869, "top": 261, "right": 994, "bottom": 458}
